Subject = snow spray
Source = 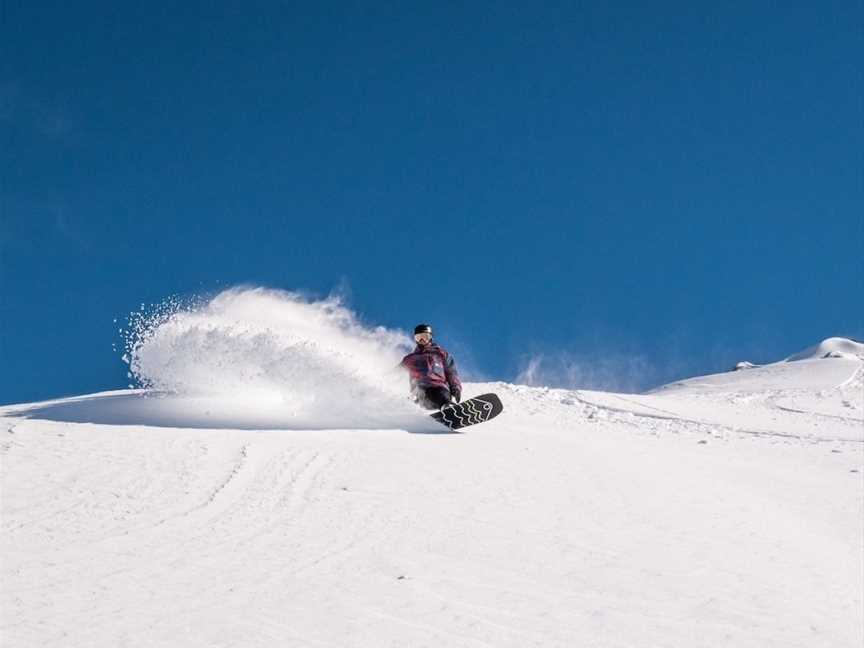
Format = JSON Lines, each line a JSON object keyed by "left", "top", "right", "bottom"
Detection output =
{"left": 121, "top": 287, "right": 429, "bottom": 429}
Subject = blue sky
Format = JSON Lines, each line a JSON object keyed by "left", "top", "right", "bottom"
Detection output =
{"left": 2, "top": 1, "right": 862, "bottom": 404}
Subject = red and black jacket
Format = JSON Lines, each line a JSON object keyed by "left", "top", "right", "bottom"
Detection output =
{"left": 400, "top": 342, "right": 462, "bottom": 396}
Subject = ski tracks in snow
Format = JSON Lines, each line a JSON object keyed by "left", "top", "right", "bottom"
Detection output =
{"left": 498, "top": 366, "right": 863, "bottom": 445}
{"left": 0, "top": 424, "right": 356, "bottom": 647}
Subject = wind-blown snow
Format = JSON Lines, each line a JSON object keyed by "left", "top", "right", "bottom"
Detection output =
{"left": 121, "top": 287, "right": 432, "bottom": 430}
{"left": 2, "top": 326, "right": 863, "bottom": 647}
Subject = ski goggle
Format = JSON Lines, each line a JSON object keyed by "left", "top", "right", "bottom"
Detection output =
{"left": 414, "top": 332, "right": 432, "bottom": 342}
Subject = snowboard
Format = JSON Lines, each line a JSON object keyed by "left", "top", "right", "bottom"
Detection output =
{"left": 431, "top": 393, "right": 503, "bottom": 430}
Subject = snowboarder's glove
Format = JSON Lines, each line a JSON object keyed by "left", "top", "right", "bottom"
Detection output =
{"left": 451, "top": 389, "right": 461, "bottom": 403}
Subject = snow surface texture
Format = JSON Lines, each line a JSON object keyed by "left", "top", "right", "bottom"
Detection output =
{"left": 1, "top": 290, "right": 862, "bottom": 647}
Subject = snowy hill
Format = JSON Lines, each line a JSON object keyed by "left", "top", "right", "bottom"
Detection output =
{"left": 785, "top": 336, "right": 864, "bottom": 362}
{"left": 2, "top": 292, "right": 862, "bottom": 647}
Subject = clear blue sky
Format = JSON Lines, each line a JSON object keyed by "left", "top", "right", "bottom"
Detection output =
{"left": 2, "top": 1, "right": 862, "bottom": 404}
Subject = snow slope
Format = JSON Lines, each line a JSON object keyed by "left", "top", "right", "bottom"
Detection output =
{"left": 1, "top": 292, "right": 862, "bottom": 647}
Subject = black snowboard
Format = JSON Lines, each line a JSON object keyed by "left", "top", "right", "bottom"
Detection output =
{"left": 431, "top": 393, "right": 503, "bottom": 430}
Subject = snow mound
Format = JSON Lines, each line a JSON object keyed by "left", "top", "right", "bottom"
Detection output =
{"left": 733, "top": 361, "right": 759, "bottom": 371}
{"left": 119, "top": 287, "right": 433, "bottom": 430}
{"left": 785, "top": 337, "right": 864, "bottom": 362}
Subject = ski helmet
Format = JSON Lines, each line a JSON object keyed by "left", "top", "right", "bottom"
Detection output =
{"left": 414, "top": 323, "right": 433, "bottom": 336}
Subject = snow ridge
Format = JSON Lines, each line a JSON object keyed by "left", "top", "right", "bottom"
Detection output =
{"left": 784, "top": 337, "right": 864, "bottom": 361}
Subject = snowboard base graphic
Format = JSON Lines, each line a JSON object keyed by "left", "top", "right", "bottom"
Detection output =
{"left": 431, "top": 393, "right": 503, "bottom": 430}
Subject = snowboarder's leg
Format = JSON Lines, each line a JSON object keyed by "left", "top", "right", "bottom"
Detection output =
{"left": 416, "top": 386, "right": 452, "bottom": 410}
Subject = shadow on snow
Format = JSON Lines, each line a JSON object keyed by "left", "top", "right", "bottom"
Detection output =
{"left": 6, "top": 391, "right": 454, "bottom": 434}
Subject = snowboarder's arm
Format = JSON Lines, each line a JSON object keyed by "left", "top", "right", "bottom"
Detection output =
{"left": 399, "top": 354, "right": 423, "bottom": 394}
{"left": 444, "top": 353, "right": 462, "bottom": 401}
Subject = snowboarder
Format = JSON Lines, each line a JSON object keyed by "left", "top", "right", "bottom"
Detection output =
{"left": 401, "top": 324, "right": 462, "bottom": 410}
